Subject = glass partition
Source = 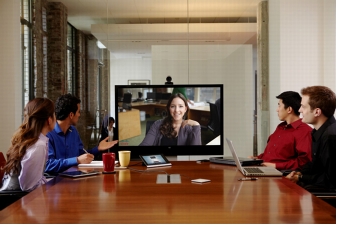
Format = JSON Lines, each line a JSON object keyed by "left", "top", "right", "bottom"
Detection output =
{"left": 59, "top": 0, "right": 259, "bottom": 156}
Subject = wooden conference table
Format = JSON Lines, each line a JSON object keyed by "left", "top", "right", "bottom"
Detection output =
{"left": 0, "top": 161, "right": 335, "bottom": 224}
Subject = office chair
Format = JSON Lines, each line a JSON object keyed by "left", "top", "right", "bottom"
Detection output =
{"left": 207, "top": 102, "right": 221, "bottom": 137}
{"left": 122, "top": 93, "right": 132, "bottom": 110}
{"left": 306, "top": 133, "right": 336, "bottom": 208}
{"left": 0, "top": 152, "right": 5, "bottom": 181}
{"left": 0, "top": 151, "right": 29, "bottom": 211}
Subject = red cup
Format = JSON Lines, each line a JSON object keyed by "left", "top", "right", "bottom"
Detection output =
{"left": 103, "top": 153, "right": 115, "bottom": 172}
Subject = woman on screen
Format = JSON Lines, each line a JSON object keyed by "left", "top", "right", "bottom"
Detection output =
{"left": 139, "top": 93, "right": 201, "bottom": 146}
{"left": 1, "top": 98, "right": 56, "bottom": 192}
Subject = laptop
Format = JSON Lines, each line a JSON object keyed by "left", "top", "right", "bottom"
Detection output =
{"left": 226, "top": 138, "right": 282, "bottom": 177}
{"left": 209, "top": 156, "right": 263, "bottom": 166}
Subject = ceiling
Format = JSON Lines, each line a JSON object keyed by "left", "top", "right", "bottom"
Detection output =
{"left": 48, "top": 0, "right": 262, "bottom": 58}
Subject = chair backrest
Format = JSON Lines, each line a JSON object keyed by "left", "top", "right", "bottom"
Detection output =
{"left": 0, "top": 152, "right": 6, "bottom": 182}
{"left": 122, "top": 93, "right": 132, "bottom": 110}
{"left": 207, "top": 102, "right": 220, "bottom": 136}
{"left": 0, "top": 152, "right": 31, "bottom": 211}
{"left": 123, "top": 93, "right": 132, "bottom": 103}
{"left": 328, "top": 134, "right": 335, "bottom": 190}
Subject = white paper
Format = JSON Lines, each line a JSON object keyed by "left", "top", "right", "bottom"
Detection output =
{"left": 191, "top": 178, "right": 211, "bottom": 183}
{"left": 78, "top": 160, "right": 118, "bottom": 167}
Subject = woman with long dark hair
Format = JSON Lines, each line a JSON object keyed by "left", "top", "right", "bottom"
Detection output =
{"left": 140, "top": 93, "right": 201, "bottom": 146}
{"left": 1, "top": 98, "right": 56, "bottom": 191}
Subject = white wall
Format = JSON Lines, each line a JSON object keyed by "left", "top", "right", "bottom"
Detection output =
{"left": 268, "top": 0, "right": 336, "bottom": 134}
{"left": 0, "top": 1, "right": 22, "bottom": 158}
{"left": 152, "top": 45, "right": 254, "bottom": 157}
{"left": 110, "top": 45, "right": 254, "bottom": 157}
{"left": 109, "top": 57, "right": 152, "bottom": 117}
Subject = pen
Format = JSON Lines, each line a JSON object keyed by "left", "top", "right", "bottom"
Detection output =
{"left": 83, "top": 148, "right": 89, "bottom": 154}
{"left": 238, "top": 178, "right": 258, "bottom": 181}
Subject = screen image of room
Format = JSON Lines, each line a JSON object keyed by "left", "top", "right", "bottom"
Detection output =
{"left": 117, "top": 87, "right": 221, "bottom": 146}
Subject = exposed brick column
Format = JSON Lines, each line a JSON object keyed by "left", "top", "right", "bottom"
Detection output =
{"left": 86, "top": 36, "right": 100, "bottom": 148}
{"left": 47, "top": 2, "right": 67, "bottom": 102}
{"left": 75, "top": 30, "right": 91, "bottom": 149}
{"left": 86, "top": 36, "right": 99, "bottom": 121}
{"left": 32, "top": 0, "right": 46, "bottom": 97}
{"left": 101, "top": 49, "right": 110, "bottom": 115}
{"left": 257, "top": 1, "right": 269, "bottom": 154}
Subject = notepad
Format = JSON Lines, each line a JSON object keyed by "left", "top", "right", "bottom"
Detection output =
{"left": 78, "top": 160, "right": 118, "bottom": 167}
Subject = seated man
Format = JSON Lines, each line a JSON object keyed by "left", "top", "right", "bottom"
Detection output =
{"left": 45, "top": 94, "right": 118, "bottom": 174}
{"left": 250, "top": 91, "right": 312, "bottom": 171}
{"left": 286, "top": 86, "right": 336, "bottom": 191}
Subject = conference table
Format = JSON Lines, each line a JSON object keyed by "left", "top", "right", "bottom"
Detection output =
{"left": 0, "top": 161, "right": 335, "bottom": 224}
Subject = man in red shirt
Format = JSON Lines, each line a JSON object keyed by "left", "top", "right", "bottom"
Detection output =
{"left": 250, "top": 91, "right": 312, "bottom": 170}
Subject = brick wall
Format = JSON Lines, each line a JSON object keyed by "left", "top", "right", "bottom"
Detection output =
{"left": 32, "top": 1, "right": 106, "bottom": 150}
{"left": 46, "top": 2, "right": 67, "bottom": 102}
{"left": 101, "top": 48, "right": 110, "bottom": 114}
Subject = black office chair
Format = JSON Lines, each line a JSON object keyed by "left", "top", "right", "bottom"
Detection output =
{"left": 137, "top": 92, "right": 144, "bottom": 101}
{"left": 122, "top": 93, "right": 132, "bottom": 110}
{"left": 0, "top": 151, "right": 5, "bottom": 181}
{"left": 207, "top": 102, "right": 221, "bottom": 137}
{"left": 306, "top": 133, "right": 336, "bottom": 207}
{"left": 0, "top": 190, "right": 29, "bottom": 211}
{"left": 0, "top": 152, "right": 29, "bottom": 211}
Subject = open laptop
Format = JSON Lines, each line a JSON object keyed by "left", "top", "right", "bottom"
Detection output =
{"left": 226, "top": 138, "right": 282, "bottom": 177}
{"left": 209, "top": 156, "right": 263, "bottom": 166}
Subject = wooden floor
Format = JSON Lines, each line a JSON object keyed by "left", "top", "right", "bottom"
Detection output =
{"left": 0, "top": 161, "right": 335, "bottom": 224}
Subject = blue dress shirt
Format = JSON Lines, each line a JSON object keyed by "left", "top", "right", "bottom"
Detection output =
{"left": 45, "top": 122, "right": 99, "bottom": 174}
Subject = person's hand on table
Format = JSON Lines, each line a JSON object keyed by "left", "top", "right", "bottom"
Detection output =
{"left": 248, "top": 156, "right": 258, "bottom": 159}
{"left": 285, "top": 171, "right": 301, "bottom": 183}
{"left": 77, "top": 153, "right": 94, "bottom": 164}
{"left": 261, "top": 162, "right": 276, "bottom": 168}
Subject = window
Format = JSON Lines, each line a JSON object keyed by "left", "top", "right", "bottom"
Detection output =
{"left": 42, "top": 7, "right": 47, "bottom": 97}
{"left": 67, "top": 23, "right": 76, "bottom": 94}
{"left": 20, "top": 0, "right": 33, "bottom": 106}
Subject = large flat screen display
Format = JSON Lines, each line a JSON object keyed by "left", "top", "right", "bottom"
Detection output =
{"left": 114, "top": 84, "right": 223, "bottom": 159}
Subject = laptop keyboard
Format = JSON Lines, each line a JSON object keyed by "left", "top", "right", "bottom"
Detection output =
{"left": 244, "top": 167, "right": 264, "bottom": 174}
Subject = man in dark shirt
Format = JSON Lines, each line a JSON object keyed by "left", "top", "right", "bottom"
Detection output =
{"left": 250, "top": 91, "right": 312, "bottom": 170}
{"left": 286, "top": 86, "right": 336, "bottom": 191}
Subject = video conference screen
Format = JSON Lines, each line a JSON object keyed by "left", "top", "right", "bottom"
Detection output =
{"left": 115, "top": 84, "right": 223, "bottom": 158}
